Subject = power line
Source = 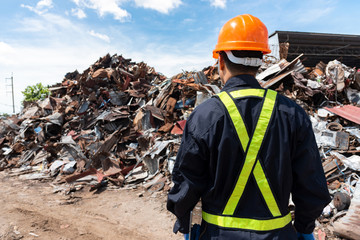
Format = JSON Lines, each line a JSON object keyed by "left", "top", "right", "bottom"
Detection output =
{"left": 5, "top": 73, "right": 15, "bottom": 113}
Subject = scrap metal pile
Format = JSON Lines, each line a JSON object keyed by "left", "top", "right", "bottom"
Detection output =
{"left": 0, "top": 53, "right": 221, "bottom": 192}
{"left": 0, "top": 53, "right": 359, "bottom": 239}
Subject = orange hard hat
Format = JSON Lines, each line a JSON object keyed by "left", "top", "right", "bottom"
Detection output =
{"left": 213, "top": 14, "right": 271, "bottom": 58}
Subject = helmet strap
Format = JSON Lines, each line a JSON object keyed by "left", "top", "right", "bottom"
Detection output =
{"left": 225, "top": 51, "right": 262, "bottom": 67}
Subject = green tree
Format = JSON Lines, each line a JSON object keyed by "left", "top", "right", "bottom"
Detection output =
{"left": 22, "top": 83, "right": 50, "bottom": 103}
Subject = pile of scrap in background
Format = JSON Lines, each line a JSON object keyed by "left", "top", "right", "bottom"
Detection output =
{"left": 0, "top": 53, "right": 220, "bottom": 194}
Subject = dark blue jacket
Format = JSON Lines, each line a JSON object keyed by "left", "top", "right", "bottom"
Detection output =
{"left": 167, "top": 75, "right": 331, "bottom": 239}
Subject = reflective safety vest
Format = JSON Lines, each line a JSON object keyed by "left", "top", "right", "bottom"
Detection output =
{"left": 202, "top": 88, "right": 292, "bottom": 231}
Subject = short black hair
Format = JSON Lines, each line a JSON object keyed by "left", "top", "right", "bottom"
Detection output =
{"left": 220, "top": 50, "right": 263, "bottom": 74}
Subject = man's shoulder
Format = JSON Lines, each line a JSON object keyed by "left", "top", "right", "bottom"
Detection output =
{"left": 186, "top": 97, "right": 225, "bottom": 135}
{"left": 192, "top": 97, "right": 224, "bottom": 115}
{"left": 275, "top": 93, "right": 310, "bottom": 130}
{"left": 276, "top": 93, "right": 306, "bottom": 115}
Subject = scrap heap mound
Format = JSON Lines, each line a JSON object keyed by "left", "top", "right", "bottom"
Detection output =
{"left": 0, "top": 53, "right": 220, "bottom": 190}
{"left": 0, "top": 52, "right": 360, "bottom": 239}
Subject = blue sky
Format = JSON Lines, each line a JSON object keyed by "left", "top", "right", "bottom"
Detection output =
{"left": 0, "top": 0, "right": 359, "bottom": 114}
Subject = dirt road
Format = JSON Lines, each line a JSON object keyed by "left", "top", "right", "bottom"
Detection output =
{"left": 0, "top": 171, "right": 182, "bottom": 240}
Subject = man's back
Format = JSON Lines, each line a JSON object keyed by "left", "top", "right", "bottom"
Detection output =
{"left": 167, "top": 75, "right": 330, "bottom": 239}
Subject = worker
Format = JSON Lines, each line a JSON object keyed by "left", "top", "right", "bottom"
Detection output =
{"left": 167, "top": 14, "right": 331, "bottom": 240}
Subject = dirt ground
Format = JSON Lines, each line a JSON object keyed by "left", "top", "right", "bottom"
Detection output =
{"left": 0, "top": 170, "right": 182, "bottom": 240}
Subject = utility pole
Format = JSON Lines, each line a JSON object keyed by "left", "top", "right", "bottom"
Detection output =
{"left": 5, "top": 73, "right": 15, "bottom": 113}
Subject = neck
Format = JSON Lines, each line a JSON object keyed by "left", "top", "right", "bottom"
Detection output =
{"left": 222, "top": 71, "right": 256, "bottom": 84}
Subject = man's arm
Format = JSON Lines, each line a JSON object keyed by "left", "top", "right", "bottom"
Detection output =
{"left": 292, "top": 109, "right": 331, "bottom": 234}
{"left": 167, "top": 120, "right": 208, "bottom": 234}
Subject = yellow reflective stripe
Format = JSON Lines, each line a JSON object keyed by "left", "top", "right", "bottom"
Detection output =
{"left": 222, "top": 152, "right": 255, "bottom": 215}
{"left": 222, "top": 90, "right": 278, "bottom": 215}
{"left": 218, "top": 92, "right": 249, "bottom": 151}
{"left": 253, "top": 161, "right": 281, "bottom": 217}
{"left": 230, "top": 89, "right": 265, "bottom": 99}
{"left": 202, "top": 211, "right": 292, "bottom": 231}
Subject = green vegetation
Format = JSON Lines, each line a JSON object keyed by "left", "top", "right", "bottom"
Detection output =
{"left": 22, "top": 83, "right": 50, "bottom": 103}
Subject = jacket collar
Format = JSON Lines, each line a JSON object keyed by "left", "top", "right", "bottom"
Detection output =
{"left": 221, "top": 74, "right": 262, "bottom": 92}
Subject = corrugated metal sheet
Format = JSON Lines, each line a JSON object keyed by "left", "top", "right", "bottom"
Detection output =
{"left": 325, "top": 105, "right": 360, "bottom": 125}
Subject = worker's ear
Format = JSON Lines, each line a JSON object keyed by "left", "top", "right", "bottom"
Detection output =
{"left": 218, "top": 54, "right": 226, "bottom": 71}
{"left": 218, "top": 53, "right": 226, "bottom": 84}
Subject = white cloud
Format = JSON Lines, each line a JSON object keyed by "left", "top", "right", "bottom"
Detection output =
{"left": 17, "top": 13, "right": 78, "bottom": 33}
{"left": 20, "top": 4, "right": 42, "bottom": 15}
{"left": 72, "top": 0, "right": 130, "bottom": 21}
{"left": 134, "top": 0, "right": 182, "bottom": 14}
{"left": 0, "top": 42, "right": 12, "bottom": 51}
{"left": 24, "top": 0, "right": 182, "bottom": 22}
{"left": 71, "top": 8, "right": 87, "bottom": 19}
{"left": 0, "top": 42, "right": 15, "bottom": 65}
{"left": 37, "top": 0, "right": 53, "bottom": 9}
{"left": 89, "top": 30, "right": 111, "bottom": 42}
{"left": 16, "top": 18, "right": 48, "bottom": 32}
{"left": 209, "top": 0, "right": 226, "bottom": 8}
{"left": 72, "top": 0, "right": 81, "bottom": 5}
{"left": 72, "top": 0, "right": 182, "bottom": 17}
{"left": 21, "top": 0, "right": 53, "bottom": 15}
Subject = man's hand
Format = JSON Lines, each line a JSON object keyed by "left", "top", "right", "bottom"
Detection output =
{"left": 297, "top": 232, "right": 315, "bottom": 240}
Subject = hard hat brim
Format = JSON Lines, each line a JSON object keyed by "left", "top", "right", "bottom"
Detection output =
{"left": 213, "top": 47, "right": 271, "bottom": 59}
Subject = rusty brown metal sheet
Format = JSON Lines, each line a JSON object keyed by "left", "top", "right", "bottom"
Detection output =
{"left": 325, "top": 105, "right": 360, "bottom": 125}
{"left": 65, "top": 167, "right": 97, "bottom": 183}
{"left": 144, "top": 105, "right": 166, "bottom": 121}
